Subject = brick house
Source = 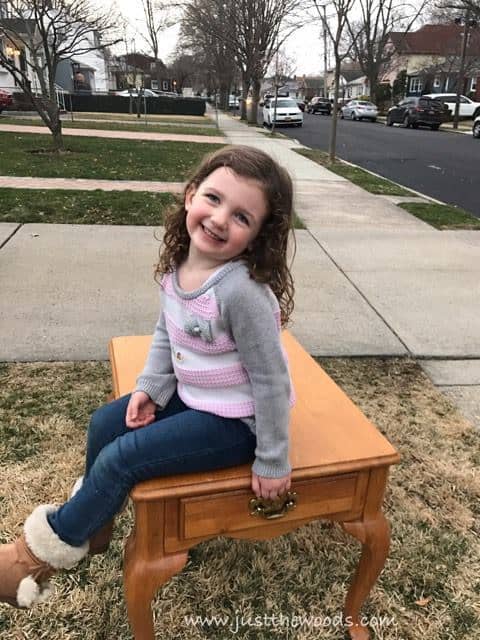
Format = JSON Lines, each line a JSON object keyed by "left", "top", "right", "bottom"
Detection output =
{"left": 385, "top": 24, "right": 480, "bottom": 100}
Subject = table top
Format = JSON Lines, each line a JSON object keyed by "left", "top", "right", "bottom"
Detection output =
{"left": 110, "top": 332, "right": 399, "bottom": 500}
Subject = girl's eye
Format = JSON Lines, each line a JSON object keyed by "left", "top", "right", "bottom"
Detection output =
{"left": 206, "top": 193, "right": 220, "bottom": 203}
{"left": 235, "top": 212, "right": 250, "bottom": 226}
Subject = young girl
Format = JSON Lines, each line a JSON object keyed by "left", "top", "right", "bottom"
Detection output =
{"left": 0, "top": 145, "right": 295, "bottom": 609}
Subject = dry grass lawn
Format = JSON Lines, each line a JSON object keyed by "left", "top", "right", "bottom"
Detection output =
{"left": 0, "top": 358, "right": 479, "bottom": 639}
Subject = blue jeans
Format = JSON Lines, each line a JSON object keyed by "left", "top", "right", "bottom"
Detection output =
{"left": 47, "top": 392, "right": 257, "bottom": 547}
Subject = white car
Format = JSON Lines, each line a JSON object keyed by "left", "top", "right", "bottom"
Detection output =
{"left": 116, "top": 89, "right": 158, "bottom": 98}
{"left": 262, "top": 98, "right": 303, "bottom": 127}
{"left": 422, "top": 93, "right": 480, "bottom": 119}
{"left": 341, "top": 100, "right": 378, "bottom": 122}
{"left": 473, "top": 115, "right": 480, "bottom": 138}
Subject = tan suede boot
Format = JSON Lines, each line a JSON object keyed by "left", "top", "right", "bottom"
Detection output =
{"left": 88, "top": 520, "right": 114, "bottom": 555}
{"left": 0, "top": 505, "right": 88, "bottom": 608}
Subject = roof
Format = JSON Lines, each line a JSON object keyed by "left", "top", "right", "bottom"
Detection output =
{"left": 301, "top": 76, "right": 324, "bottom": 89}
{"left": 0, "top": 18, "right": 37, "bottom": 35}
{"left": 390, "top": 23, "right": 480, "bottom": 56}
{"left": 122, "top": 53, "right": 166, "bottom": 69}
{"left": 340, "top": 63, "right": 363, "bottom": 82}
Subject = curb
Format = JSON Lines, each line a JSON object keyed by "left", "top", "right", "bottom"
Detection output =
{"left": 376, "top": 114, "right": 472, "bottom": 135}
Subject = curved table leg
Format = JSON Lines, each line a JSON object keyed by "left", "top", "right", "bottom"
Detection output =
{"left": 341, "top": 512, "right": 390, "bottom": 640}
{"left": 124, "top": 536, "right": 188, "bottom": 640}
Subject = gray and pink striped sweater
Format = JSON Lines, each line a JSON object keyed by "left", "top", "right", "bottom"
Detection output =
{"left": 135, "top": 260, "right": 294, "bottom": 478}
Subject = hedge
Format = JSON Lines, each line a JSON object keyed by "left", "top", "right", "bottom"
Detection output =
{"left": 69, "top": 93, "right": 206, "bottom": 116}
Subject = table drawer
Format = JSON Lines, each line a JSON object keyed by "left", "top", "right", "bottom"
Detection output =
{"left": 165, "top": 472, "right": 367, "bottom": 547}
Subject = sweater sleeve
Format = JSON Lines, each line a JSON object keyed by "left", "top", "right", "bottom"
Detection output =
{"left": 134, "top": 305, "right": 177, "bottom": 407}
{"left": 217, "top": 270, "right": 292, "bottom": 478}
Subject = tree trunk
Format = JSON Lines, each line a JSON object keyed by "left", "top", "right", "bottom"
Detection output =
{"left": 369, "top": 71, "right": 376, "bottom": 103}
{"left": 248, "top": 78, "right": 261, "bottom": 125}
{"left": 329, "top": 63, "right": 341, "bottom": 163}
{"left": 240, "top": 77, "right": 249, "bottom": 120}
{"left": 219, "top": 84, "right": 229, "bottom": 110}
{"left": 46, "top": 101, "right": 64, "bottom": 152}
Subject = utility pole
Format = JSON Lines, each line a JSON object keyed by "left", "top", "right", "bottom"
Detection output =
{"left": 323, "top": 4, "right": 328, "bottom": 98}
{"left": 453, "top": 12, "right": 477, "bottom": 129}
{"left": 271, "top": 46, "right": 279, "bottom": 135}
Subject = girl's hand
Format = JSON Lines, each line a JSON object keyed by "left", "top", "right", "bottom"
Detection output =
{"left": 126, "top": 391, "right": 157, "bottom": 429}
{"left": 251, "top": 471, "right": 292, "bottom": 500}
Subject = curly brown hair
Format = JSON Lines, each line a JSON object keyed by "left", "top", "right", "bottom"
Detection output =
{"left": 156, "top": 145, "right": 295, "bottom": 325}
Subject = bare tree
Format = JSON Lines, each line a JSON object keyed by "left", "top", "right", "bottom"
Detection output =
{"left": 438, "top": 0, "right": 480, "bottom": 19}
{"left": 0, "top": 0, "right": 119, "bottom": 151}
{"left": 183, "top": 0, "right": 302, "bottom": 123}
{"left": 423, "top": 0, "right": 455, "bottom": 21}
{"left": 181, "top": 0, "right": 237, "bottom": 109}
{"left": 311, "top": 0, "right": 358, "bottom": 161}
{"left": 141, "top": 0, "right": 175, "bottom": 89}
{"left": 168, "top": 52, "right": 197, "bottom": 91}
{"left": 346, "top": 0, "right": 428, "bottom": 104}
{"left": 266, "top": 49, "right": 297, "bottom": 134}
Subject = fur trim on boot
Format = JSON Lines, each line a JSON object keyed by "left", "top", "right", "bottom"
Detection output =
{"left": 0, "top": 505, "right": 88, "bottom": 608}
{"left": 24, "top": 505, "right": 89, "bottom": 570}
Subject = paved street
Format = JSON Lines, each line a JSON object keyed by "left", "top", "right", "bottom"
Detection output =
{"left": 279, "top": 112, "right": 480, "bottom": 218}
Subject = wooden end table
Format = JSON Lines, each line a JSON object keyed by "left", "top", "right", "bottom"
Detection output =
{"left": 109, "top": 332, "right": 400, "bottom": 640}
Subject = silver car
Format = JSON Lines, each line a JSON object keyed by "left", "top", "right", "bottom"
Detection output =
{"left": 341, "top": 100, "right": 378, "bottom": 122}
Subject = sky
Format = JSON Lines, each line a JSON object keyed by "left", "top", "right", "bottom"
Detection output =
{"left": 105, "top": 0, "right": 327, "bottom": 77}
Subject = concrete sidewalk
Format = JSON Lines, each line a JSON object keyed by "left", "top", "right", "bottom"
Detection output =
{"left": 0, "top": 176, "right": 184, "bottom": 192}
{"left": 0, "top": 123, "right": 225, "bottom": 144}
{"left": 0, "top": 109, "right": 479, "bottom": 429}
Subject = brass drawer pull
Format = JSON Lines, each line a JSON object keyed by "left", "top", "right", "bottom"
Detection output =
{"left": 249, "top": 491, "right": 297, "bottom": 520}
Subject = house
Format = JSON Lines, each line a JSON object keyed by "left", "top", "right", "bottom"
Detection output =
{"left": 260, "top": 76, "right": 306, "bottom": 100}
{"left": 385, "top": 24, "right": 480, "bottom": 100}
{"left": 1, "top": 16, "right": 109, "bottom": 96}
{"left": 55, "top": 30, "right": 108, "bottom": 94}
{"left": 117, "top": 52, "right": 170, "bottom": 92}
{"left": 299, "top": 75, "right": 325, "bottom": 100}
{"left": 324, "top": 63, "right": 365, "bottom": 99}
{"left": 344, "top": 74, "right": 370, "bottom": 99}
{"left": 0, "top": 18, "right": 41, "bottom": 93}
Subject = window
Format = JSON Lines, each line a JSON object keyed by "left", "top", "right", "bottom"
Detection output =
{"left": 409, "top": 77, "right": 423, "bottom": 93}
{"left": 433, "top": 76, "right": 441, "bottom": 88}
{"left": 471, "top": 77, "right": 477, "bottom": 93}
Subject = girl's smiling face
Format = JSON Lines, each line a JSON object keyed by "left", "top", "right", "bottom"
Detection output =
{"left": 184, "top": 167, "right": 268, "bottom": 268}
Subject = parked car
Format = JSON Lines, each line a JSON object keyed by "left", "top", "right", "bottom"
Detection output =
{"left": 295, "top": 99, "right": 306, "bottom": 112}
{"left": 116, "top": 89, "right": 159, "bottom": 98}
{"left": 386, "top": 96, "right": 448, "bottom": 130}
{"left": 228, "top": 94, "right": 239, "bottom": 109}
{"left": 262, "top": 97, "right": 303, "bottom": 127}
{"left": 307, "top": 97, "right": 331, "bottom": 115}
{"left": 154, "top": 90, "right": 179, "bottom": 98}
{"left": 0, "top": 89, "right": 12, "bottom": 113}
{"left": 341, "top": 100, "right": 378, "bottom": 122}
{"left": 422, "top": 93, "right": 480, "bottom": 120}
{"left": 473, "top": 115, "right": 480, "bottom": 138}
{"left": 260, "top": 92, "right": 288, "bottom": 107}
